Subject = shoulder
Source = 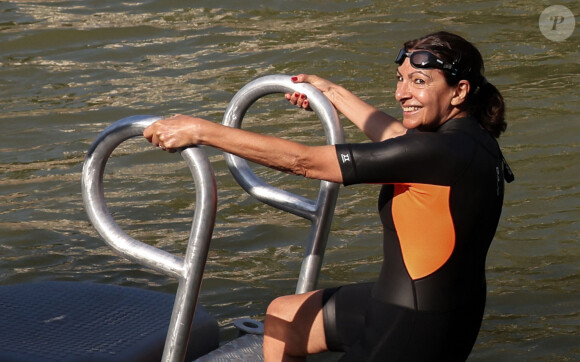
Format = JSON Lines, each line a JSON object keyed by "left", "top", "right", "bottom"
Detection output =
{"left": 389, "top": 122, "right": 476, "bottom": 159}
{"left": 437, "top": 117, "right": 502, "bottom": 158}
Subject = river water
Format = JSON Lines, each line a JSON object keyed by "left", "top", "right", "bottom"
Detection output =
{"left": 1, "top": 0, "right": 578, "bottom": 360}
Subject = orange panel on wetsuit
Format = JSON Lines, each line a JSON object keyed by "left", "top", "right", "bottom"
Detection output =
{"left": 391, "top": 183, "right": 455, "bottom": 280}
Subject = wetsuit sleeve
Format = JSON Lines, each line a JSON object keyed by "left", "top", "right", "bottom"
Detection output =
{"left": 335, "top": 132, "right": 473, "bottom": 186}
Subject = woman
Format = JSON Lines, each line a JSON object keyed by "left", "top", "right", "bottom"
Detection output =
{"left": 144, "top": 31, "right": 513, "bottom": 361}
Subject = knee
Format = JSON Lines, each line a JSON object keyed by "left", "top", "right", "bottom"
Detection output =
{"left": 264, "top": 296, "right": 304, "bottom": 357}
{"left": 266, "top": 296, "right": 287, "bottom": 318}
{"left": 265, "top": 291, "right": 323, "bottom": 329}
{"left": 264, "top": 291, "right": 326, "bottom": 358}
{"left": 265, "top": 293, "right": 312, "bottom": 344}
{"left": 265, "top": 295, "right": 291, "bottom": 333}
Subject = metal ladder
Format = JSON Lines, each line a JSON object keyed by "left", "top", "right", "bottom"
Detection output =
{"left": 81, "top": 115, "right": 220, "bottom": 362}
{"left": 80, "top": 75, "right": 344, "bottom": 361}
{"left": 196, "top": 75, "right": 344, "bottom": 361}
{"left": 222, "top": 74, "right": 344, "bottom": 294}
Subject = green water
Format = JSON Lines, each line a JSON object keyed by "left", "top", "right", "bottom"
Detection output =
{"left": 1, "top": 0, "right": 578, "bottom": 360}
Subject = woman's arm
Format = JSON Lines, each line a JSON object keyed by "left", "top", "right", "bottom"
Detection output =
{"left": 143, "top": 115, "right": 343, "bottom": 183}
{"left": 287, "top": 74, "right": 407, "bottom": 142}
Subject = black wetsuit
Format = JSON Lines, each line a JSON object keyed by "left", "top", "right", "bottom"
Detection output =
{"left": 323, "top": 117, "right": 512, "bottom": 361}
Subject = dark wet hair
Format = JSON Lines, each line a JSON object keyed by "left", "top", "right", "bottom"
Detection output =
{"left": 404, "top": 31, "right": 506, "bottom": 138}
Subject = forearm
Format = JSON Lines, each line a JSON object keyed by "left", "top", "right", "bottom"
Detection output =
{"left": 196, "top": 121, "right": 343, "bottom": 183}
{"left": 325, "top": 84, "right": 406, "bottom": 142}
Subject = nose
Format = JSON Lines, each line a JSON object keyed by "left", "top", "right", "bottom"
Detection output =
{"left": 395, "top": 79, "right": 410, "bottom": 103}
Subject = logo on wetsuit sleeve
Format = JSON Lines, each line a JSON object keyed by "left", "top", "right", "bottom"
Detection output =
{"left": 340, "top": 153, "right": 351, "bottom": 164}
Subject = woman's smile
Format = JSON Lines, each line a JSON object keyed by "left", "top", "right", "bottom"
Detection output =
{"left": 402, "top": 105, "right": 423, "bottom": 113}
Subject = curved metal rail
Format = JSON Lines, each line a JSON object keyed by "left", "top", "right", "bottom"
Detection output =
{"left": 81, "top": 115, "right": 217, "bottom": 362}
{"left": 222, "top": 75, "right": 344, "bottom": 294}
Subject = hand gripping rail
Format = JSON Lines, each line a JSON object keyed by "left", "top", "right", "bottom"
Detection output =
{"left": 222, "top": 75, "right": 345, "bottom": 294}
{"left": 81, "top": 115, "right": 217, "bottom": 362}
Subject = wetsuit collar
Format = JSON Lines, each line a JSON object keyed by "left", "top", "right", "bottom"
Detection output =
{"left": 437, "top": 116, "right": 480, "bottom": 132}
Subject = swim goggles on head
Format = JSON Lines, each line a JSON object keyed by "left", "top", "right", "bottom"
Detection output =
{"left": 395, "top": 48, "right": 460, "bottom": 77}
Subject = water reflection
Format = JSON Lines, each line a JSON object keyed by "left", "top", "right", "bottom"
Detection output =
{"left": 1, "top": 0, "right": 578, "bottom": 360}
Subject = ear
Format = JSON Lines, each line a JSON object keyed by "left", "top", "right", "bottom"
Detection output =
{"left": 450, "top": 80, "right": 470, "bottom": 106}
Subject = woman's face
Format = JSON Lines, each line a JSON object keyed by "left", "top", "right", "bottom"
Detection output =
{"left": 395, "top": 57, "right": 465, "bottom": 131}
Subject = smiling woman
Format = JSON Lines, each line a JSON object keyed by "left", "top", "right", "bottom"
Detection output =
{"left": 143, "top": 31, "right": 514, "bottom": 361}
{"left": 398, "top": 31, "right": 507, "bottom": 138}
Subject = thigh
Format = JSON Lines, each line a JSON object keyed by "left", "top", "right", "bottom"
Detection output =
{"left": 341, "top": 300, "right": 485, "bottom": 362}
{"left": 322, "top": 282, "right": 374, "bottom": 351}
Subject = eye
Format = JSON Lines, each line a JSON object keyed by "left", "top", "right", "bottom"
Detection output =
{"left": 396, "top": 74, "right": 403, "bottom": 82}
{"left": 409, "top": 74, "right": 431, "bottom": 88}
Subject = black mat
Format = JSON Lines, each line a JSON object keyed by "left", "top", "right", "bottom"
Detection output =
{"left": 0, "top": 281, "right": 218, "bottom": 362}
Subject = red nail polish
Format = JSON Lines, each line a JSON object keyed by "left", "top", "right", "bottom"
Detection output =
{"left": 300, "top": 94, "right": 306, "bottom": 99}
{"left": 291, "top": 76, "right": 298, "bottom": 82}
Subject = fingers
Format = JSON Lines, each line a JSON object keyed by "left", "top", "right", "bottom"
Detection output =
{"left": 143, "top": 119, "right": 173, "bottom": 152}
{"left": 143, "top": 123, "right": 154, "bottom": 142}
{"left": 285, "top": 89, "right": 311, "bottom": 110}
{"left": 285, "top": 74, "right": 320, "bottom": 110}
{"left": 144, "top": 114, "right": 202, "bottom": 152}
{"left": 285, "top": 91, "right": 307, "bottom": 106}
{"left": 285, "top": 92, "right": 310, "bottom": 110}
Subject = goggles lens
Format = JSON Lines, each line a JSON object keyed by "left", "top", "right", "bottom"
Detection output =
{"left": 395, "top": 49, "right": 459, "bottom": 77}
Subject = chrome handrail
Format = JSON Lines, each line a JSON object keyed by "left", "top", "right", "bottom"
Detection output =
{"left": 81, "top": 115, "right": 217, "bottom": 362}
{"left": 222, "top": 75, "right": 344, "bottom": 294}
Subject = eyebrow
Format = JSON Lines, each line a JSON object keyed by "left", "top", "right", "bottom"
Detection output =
{"left": 397, "top": 69, "right": 433, "bottom": 80}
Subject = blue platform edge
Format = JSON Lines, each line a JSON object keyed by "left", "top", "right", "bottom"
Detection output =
{"left": 0, "top": 281, "right": 219, "bottom": 362}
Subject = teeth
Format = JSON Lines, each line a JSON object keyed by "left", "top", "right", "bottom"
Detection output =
{"left": 403, "top": 106, "right": 421, "bottom": 112}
